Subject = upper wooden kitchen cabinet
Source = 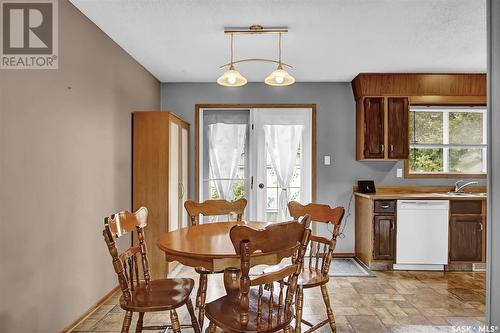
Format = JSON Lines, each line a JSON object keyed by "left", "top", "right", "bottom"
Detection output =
{"left": 132, "top": 111, "right": 190, "bottom": 279}
{"left": 352, "top": 73, "right": 486, "bottom": 161}
{"left": 358, "top": 96, "right": 409, "bottom": 160}
{"left": 387, "top": 97, "right": 409, "bottom": 159}
{"left": 362, "top": 98, "right": 385, "bottom": 158}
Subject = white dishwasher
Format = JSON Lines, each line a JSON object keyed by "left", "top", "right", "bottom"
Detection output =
{"left": 394, "top": 200, "right": 449, "bottom": 271}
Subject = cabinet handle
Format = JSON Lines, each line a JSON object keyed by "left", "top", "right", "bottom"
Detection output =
{"left": 391, "top": 221, "right": 395, "bottom": 230}
{"left": 380, "top": 204, "right": 390, "bottom": 209}
{"left": 479, "top": 222, "right": 483, "bottom": 231}
{"left": 390, "top": 144, "right": 394, "bottom": 152}
{"left": 380, "top": 144, "right": 385, "bottom": 153}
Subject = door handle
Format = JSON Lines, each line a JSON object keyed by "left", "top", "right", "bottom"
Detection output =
{"left": 179, "top": 182, "right": 184, "bottom": 199}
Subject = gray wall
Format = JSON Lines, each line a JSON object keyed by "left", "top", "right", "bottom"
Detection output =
{"left": 0, "top": 1, "right": 160, "bottom": 332}
{"left": 487, "top": 0, "right": 500, "bottom": 324}
{"left": 161, "top": 82, "right": 485, "bottom": 253}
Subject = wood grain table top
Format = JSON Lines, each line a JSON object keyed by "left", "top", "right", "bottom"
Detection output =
{"left": 157, "top": 221, "right": 271, "bottom": 260}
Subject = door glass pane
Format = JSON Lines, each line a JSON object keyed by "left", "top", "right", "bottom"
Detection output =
{"left": 202, "top": 110, "right": 249, "bottom": 203}
{"left": 409, "top": 148, "right": 443, "bottom": 173}
{"left": 266, "top": 187, "right": 278, "bottom": 209}
{"left": 266, "top": 166, "right": 278, "bottom": 187}
{"left": 449, "top": 148, "right": 483, "bottom": 173}
{"left": 208, "top": 151, "right": 246, "bottom": 200}
{"left": 231, "top": 179, "right": 246, "bottom": 200}
{"left": 449, "top": 112, "right": 483, "bottom": 144}
{"left": 289, "top": 166, "right": 301, "bottom": 187}
{"left": 288, "top": 187, "right": 301, "bottom": 203}
{"left": 409, "top": 111, "right": 443, "bottom": 144}
{"left": 265, "top": 144, "right": 302, "bottom": 222}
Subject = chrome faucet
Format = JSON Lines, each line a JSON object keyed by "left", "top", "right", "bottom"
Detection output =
{"left": 454, "top": 180, "right": 479, "bottom": 193}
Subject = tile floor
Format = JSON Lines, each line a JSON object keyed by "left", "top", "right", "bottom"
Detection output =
{"left": 72, "top": 265, "right": 486, "bottom": 333}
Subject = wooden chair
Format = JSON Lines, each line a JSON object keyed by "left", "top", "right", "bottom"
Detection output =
{"left": 184, "top": 198, "right": 247, "bottom": 328}
{"left": 288, "top": 201, "right": 345, "bottom": 333}
{"left": 204, "top": 216, "right": 312, "bottom": 333}
{"left": 102, "top": 207, "right": 201, "bottom": 333}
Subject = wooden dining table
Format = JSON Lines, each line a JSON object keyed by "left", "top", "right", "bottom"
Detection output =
{"left": 156, "top": 221, "right": 297, "bottom": 294}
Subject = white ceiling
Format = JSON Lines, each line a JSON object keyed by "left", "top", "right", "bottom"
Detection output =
{"left": 70, "top": 0, "right": 486, "bottom": 82}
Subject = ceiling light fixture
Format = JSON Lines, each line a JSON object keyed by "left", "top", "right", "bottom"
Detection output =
{"left": 265, "top": 33, "right": 295, "bottom": 86}
{"left": 217, "top": 25, "right": 295, "bottom": 87}
{"left": 217, "top": 33, "right": 247, "bottom": 87}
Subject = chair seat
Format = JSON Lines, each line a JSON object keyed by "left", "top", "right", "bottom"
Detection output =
{"left": 120, "top": 278, "right": 194, "bottom": 312}
{"left": 263, "top": 266, "right": 328, "bottom": 289}
{"left": 194, "top": 266, "right": 224, "bottom": 274}
{"left": 298, "top": 268, "right": 329, "bottom": 288}
{"left": 205, "top": 289, "right": 293, "bottom": 333}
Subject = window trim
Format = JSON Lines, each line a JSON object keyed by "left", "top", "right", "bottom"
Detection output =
{"left": 405, "top": 106, "right": 488, "bottom": 179}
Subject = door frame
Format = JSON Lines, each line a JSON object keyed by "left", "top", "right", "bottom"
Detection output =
{"left": 194, "top": 104, "right": 317, "bottom": 206}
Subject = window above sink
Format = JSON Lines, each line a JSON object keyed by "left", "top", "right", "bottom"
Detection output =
{"left": 405, "top": 106, "right": 487, "bottom": 179}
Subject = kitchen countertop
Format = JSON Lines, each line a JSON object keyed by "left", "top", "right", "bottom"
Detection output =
{"left": 354, "top": 191, "right": 487, "bottom": 200}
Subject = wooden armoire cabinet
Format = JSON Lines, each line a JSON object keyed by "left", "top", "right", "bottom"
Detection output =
{"left": 132, "top": 111, "right": 189, "bottom": 279}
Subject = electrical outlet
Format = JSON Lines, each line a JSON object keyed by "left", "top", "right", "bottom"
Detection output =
{"left": 396, "top": 168, "right": 403, "bottom": 178}
{"left": 324, "top": 155, "right": 331, "bottom": 165}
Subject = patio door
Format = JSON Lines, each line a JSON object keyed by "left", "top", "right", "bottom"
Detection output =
{"left": 199, "top": 107, "right": 313, "bottom": 222}
{"left": 251, "top": 108, "right": 312, "bottom": 222}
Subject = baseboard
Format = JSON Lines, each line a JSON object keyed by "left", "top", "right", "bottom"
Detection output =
{"left": 60, "top": 285, "right": 119, "bottom": 333}
{"left": 332, "top": 252, "right": 355, "bottom": 258}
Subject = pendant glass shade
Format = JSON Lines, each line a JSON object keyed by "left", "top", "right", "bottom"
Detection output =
{"left": 264, "top": 65, "right": 295, "bottom": 86}
{"left": 217, "top": 65, "right": 247, "bottom": 87}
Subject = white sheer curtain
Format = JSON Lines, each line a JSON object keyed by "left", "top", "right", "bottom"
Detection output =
{"left": 207, "top": 123, "right": 247, "bottom": 200}
{"left": 264, "top": 124, "right": 304, "bottom": 221}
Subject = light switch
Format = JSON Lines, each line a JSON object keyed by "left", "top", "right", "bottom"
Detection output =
{"left": 324, "top": 155, "right": 331, "bottom": 165}
{"left": 396, "top": 168, "right": 403, "bottom": 178}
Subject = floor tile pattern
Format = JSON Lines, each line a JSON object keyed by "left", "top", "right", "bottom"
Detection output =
{"left": 72, "top": 265, "right": 485, "bottom": 333}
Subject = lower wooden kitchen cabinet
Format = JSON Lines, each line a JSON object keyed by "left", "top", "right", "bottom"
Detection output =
{"left": 373, "top": 215, "right": 396, "bottom": 260}
{"left": 449, "top": 200, "right": 486, "bottom": 262}
{"left": 355, "top": 190, "right": 486, "bottom": 270}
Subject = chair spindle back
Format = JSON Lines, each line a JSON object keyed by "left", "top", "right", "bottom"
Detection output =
{"left": 184, "top": 198, "right": 247, "bottom": 225}
{"left": 103, "top": 207, "right": 151, "bottom": 305}
{"left": 288, "top": 201, "right": 345, "bottom": 275}
{"left": 229, "top": 216, "right": 312, "bottom": 330}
